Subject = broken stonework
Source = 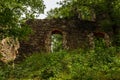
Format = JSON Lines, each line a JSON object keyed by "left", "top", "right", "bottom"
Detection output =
{"left": 19, "top": 18, "right": 112, "bottom": 54}
{"left": 87, "top": 32, "right": 111, "bottom": 49}
{"left": 0, "top": 37, "right": 19, "bottom": 63}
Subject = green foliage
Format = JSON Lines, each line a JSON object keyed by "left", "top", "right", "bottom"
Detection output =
{"left": 0, "top": 0, "right": 45, "bottom": 39}
{"left": 9, "top": 24, "right": 33, "bottom": 40}
{"left": 51, "top": 34, "right": 63, "bottom": 52}
{"left": 0, "top": 46, "right": 120, "bottom": 79}
{"left": 47, "top": 0, "right": 120, "bottom": 26}
{"left": 94, "top": 37, "right": 106, "bottom": 48}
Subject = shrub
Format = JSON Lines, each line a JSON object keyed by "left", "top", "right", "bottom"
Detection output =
{"left": 0, "top": 47, "right": 120, "bottom": 79}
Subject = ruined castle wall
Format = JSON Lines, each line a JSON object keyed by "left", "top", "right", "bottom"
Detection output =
{"left": 19, "top": 19, "right": 97, "bottom": 54}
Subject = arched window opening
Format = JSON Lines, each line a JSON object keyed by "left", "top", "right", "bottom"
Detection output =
{"left": 51, "top": 30, "right": 63, "bottom": 52}
{"left": 93, "top": 32, "right": 110, "bottom": 48}
{"left": 88, "top": 32, "right": 110, "bottom": 49}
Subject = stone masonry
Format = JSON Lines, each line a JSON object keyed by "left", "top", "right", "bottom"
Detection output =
{"left": 19, "top": 18, "right": 111, "bottom": 54}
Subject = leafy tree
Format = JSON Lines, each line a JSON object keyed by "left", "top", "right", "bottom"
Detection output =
{"left": 47, "top": 0, "right": 120, "bottom": 46}
{"left": 47, "top": 0, "right": 120, "bottom": 23}
{"left": 0, "top": 0, "right": 45, "bottom": 39}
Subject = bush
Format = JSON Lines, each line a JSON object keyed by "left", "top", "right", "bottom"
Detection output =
{"left": 0, "top": 47, "right": 120, "bottom": 79}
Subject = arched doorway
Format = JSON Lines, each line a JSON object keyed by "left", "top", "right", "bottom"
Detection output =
{"left": 45, "top": 29, "right": 67, "bottom": 52}
{"left": 51, "top": 30, "right": 63, "bottom": 52}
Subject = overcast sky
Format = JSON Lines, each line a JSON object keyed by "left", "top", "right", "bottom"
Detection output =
{"left": 38, "top": 0, "right": 62, "bottom": 19}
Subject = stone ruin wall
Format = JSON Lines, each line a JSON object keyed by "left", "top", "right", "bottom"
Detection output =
{"left": 0, "top": 18, "right": 114, "bottom": 62}
{"left": 19, "top": 19, "right": 112, "bottom": 54}
{"left": 0, "top": 37, "right": 19, "bottom": 63}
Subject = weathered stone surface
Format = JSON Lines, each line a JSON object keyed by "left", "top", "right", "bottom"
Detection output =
{"left": 19, "top": 18, "right": 111, "bottom": 54}
{"left": 0, "top": 37, "right": 19, "bottom": 63}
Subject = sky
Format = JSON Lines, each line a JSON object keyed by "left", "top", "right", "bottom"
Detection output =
{"left": 38, "top": 0, "right": 62, "bottom": 19}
